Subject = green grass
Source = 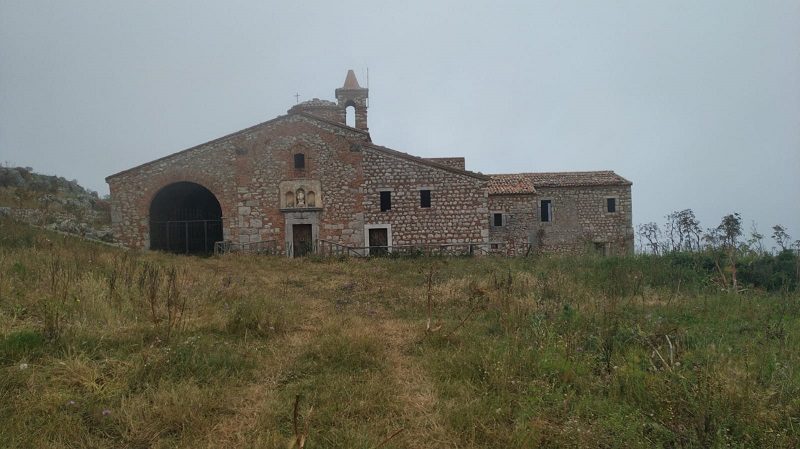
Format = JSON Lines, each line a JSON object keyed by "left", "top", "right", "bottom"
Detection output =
{"left": 0, "top": 218, "right": 798, "bottom": 448}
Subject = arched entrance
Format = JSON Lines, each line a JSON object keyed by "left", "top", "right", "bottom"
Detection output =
{"left": 149, "top": 182, "right": 223, "bottom": 254}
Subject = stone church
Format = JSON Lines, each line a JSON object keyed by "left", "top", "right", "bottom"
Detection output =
{"left": 106, "top": 70, "right": 633, "bottom": 256}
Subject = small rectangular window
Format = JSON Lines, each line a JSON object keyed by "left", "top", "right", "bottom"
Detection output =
{"left": 294, "top": 153, "right": 305, "bottom": 169}
{"left": 594, "top": 242, "right": 607, "bottom": 256}
{"left": 607, "top": 198, "right": 616, "bottom": 213}
{"left": 420, "top": 190, "right": 431, "bottom": 208}
{"left": 493, "top": 213, "right": 503, "bottom": 227}
{"left": 540, "top": 200, "right": 552, "bottom": 222}
{"left": 380, "top": 191, "right": 391, "bottom": 212}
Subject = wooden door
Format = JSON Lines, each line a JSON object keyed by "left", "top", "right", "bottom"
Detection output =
{"left": 292, "top": 224, "right": 313, "bottom": 257}
{"left": 368, "top": 228, "right": 388, "bottom": 256}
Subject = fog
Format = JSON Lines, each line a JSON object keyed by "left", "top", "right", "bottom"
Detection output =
{"left": 1, "top": 1, "right": 798, "bottom": 243}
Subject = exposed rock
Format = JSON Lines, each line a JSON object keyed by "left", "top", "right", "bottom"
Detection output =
{"left": 1, "top": 166, "right": 114, "bottom": 243}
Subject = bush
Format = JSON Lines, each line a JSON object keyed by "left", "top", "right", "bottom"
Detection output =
{"left": 738, "top": 250, "right": 798, "bottom": 292}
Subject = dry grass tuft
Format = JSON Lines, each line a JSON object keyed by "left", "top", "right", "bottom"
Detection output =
{"left": 1, "top": 220, "right": 798, "bottom": 448}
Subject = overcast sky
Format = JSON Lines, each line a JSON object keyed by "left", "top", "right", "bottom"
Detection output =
{"left": 1, "top": 1, "right": 798, "bottom": 242}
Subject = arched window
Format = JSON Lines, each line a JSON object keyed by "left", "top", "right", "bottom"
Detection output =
{"left": 345, "top": 105, "right": 356, "bottom": 127}
{"left": 294, "top": 153, "right": 305, "bottom": 169}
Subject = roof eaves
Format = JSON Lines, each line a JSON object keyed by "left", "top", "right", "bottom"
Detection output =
{"left": 488, "top": 191, "right": 537, "bottom": 196}
{"left": 490, "top": 171, "right": 633, "bottom": 188}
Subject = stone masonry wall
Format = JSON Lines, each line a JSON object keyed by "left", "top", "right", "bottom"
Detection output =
{"left": 107, "top": 140, "right": 239, "bottom": 249}
{"left": 361, "top": 149, "right": 489, "bottom": 246}
{"left": 423, "top": 157, "right": 466, "bottom": 171}
{"left": 488, "top": 194, "right": 536, "bottom": 256}
{"left": 108, "top": 110, "right": 631, "bottom": 256}
{"left": 489, "top": 184, "right": 633, "bottom": 255}
{"left": 107, "top": 114, "right": 370, "bottom": 250}
{"left": 242, "top": 116, "right": 368, "bottom": 250}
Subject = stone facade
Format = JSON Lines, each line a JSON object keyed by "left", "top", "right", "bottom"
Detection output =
{"left": 488, "top": 185, "right": 633, "bottom": 256}
{"left": 362, "top": 146, "right": 488, "bottom": 246}
{"left": 107, "top": 70, "right": 633, "bottom": 256}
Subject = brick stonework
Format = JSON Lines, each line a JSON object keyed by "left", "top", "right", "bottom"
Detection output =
{"left": 107, "top": 71, "right": 634, "bottom": 255}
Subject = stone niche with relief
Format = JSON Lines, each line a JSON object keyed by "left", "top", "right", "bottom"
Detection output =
{"left": 279, "top": 180, "right": 322, "bottom": 210}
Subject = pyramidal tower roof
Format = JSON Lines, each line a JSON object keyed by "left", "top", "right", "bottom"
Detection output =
{"left": 342, "top": 69, "right": 362, "bottom": 89}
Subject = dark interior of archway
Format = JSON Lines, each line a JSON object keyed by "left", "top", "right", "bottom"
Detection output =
{"left": 149, "top": 182, "right": 222, "bottom": 254}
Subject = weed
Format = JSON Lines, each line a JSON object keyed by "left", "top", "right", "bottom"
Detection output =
{"left": 1, "top": 223, "right": 798, "bottom": 448}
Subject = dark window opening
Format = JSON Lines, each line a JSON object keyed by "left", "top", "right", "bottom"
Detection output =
{"left": 420, "top": 190, "right": 431, "bottom": 208}
{"left": 607, "top": 198, "right": 616, "bottom": 213}
{"left": 380, "top": 191, "right": 391, "bottom": 212}
{"left": 540, "top": 200, "right": 552, "bottom": 222}
{"left": 594, "top": 242, "right": 608, "bottom": 256}
{"left": 493, "top": 213, "right": 503, "bottom": 227}
{"left": 294, "top": 153, "right": 305, "bottom": 169}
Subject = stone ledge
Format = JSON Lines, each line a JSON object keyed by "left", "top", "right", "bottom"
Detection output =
{"left": 279, "top": 207, "right": 323, "bottom": 213}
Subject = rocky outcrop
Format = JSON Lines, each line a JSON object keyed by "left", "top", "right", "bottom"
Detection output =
{"left": 0, "top": 166, "right": 114, "bottom": 242}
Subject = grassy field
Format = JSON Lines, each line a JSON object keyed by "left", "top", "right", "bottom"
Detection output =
{"left": 1, "top": 218, "right": 798, "bottom": 448}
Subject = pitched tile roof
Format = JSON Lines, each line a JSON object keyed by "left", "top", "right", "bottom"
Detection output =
{"left": 488, "top": 171, "right": 631, "bottom": 194}
{"left": 487, "top": 174, "right": 537, "bottom": 194}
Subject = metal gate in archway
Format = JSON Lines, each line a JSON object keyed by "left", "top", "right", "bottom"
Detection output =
{"left": 148, "top": 181, "right": 224, "bottom": 255}
{"left": 149, "top": 219, "right": 223, "bottom": 254}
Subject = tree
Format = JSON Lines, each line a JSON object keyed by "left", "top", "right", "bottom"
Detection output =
{"left": 708, "top": 213, "right": 742, "bottom": 292}
{"left": 665, "top": 209, "right": 703, "bottom": 252}
{"left": 772, "top": 225, "right": 792, "bottom": 252}
{"left": 636, "top": 222, "right": 662, "bottom": 254}
{"left": 746, "top": 221, "right": 765, "bottom": 255}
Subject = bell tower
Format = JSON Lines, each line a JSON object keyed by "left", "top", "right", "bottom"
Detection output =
{"left": 335, "top": 69, "right": 369, "bottom": 131}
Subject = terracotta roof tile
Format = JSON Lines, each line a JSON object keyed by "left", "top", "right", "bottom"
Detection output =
{"left": 488, "top": 171, "right": 631, "bottom": 194}
{"left": 487, "top": 174, "right": 537, "bottom": 194}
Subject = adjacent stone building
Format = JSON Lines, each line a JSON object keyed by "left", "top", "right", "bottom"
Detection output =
{"left": 106, "top": 70, "right": 633, "bottom": 256}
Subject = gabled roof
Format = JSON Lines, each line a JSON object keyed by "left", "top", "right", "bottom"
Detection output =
{"left": 364, "top": 143, "right": 489, "bottom": 181}
{"left": 527, "top": 171, "right": 632, "bottom": 187}
{"left": 488, "top": 171, "right": 631, "bottom": 194}
{"left": 105, "top": 111, "right": 369, "bottom": 181}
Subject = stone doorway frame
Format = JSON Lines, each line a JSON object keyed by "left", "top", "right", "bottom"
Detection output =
{"left": 283, "top": 209, "right": 321, "bottom": 257}
{"left": 364, "top": 223, "right": 392, "bottom": 256}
